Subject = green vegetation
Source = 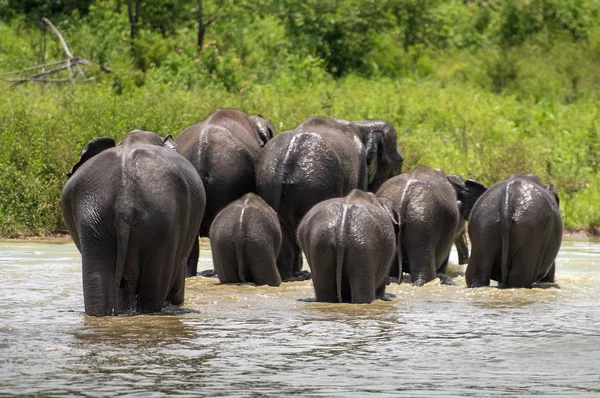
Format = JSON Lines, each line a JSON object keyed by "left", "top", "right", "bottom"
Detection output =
{"left": 0, "top": 0, "right": 599, "bottom": 236}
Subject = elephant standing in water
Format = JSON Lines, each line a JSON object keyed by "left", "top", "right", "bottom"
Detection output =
{"left": 175, "top": 108, "right": 275, "bottom": 276}
{"left": 61, "top": 131, "right": 205, "bottom": 316}
{"left": 256, "top": 117, "right": 403, "bottom": 280}
{"left": 210, "top": 193, "right": 282, "bottom": 287}
{"left": 466, "top": 174, "right": 562, "bottom": 288}
{"left": 298, "top": 190, "right": 398, "bottom": 303}
{"left": 376, "top": 166, "right": 487, "bottom": 286}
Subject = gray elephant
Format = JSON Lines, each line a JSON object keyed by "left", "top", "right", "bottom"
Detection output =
{"left": 256, "top": 117, "right": 403, "bottom": 280}
{"left": 209, "top": 193, "right": 282, "bottom": 287}
{"left": 466, "top": 173, "right": 562, "bottom": 288}
{"left": 376, "top": 166, "right": 487, "bottom": 286}
{"left": 175, "top": 108, "right": 275, "bottom": 277}
{"left": 61, "top": 130, "right": 205, "bottom": 316}
{"left": 297, "top": 190, "right": 398, "bottom": 303}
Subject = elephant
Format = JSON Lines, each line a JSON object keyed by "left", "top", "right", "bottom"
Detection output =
{"left": 61, "top": 130, "right": 205, "bottom": 316}
{"left": 256, "top": 117, "right": 403, "bottom": 281}
{"left": 466, "top": 173, "right": 562, "bottom": 288}
{"left": 175, "top": 108, "right": 275, "bottom": 277}
{"left": 209, "top": 193, "right": 282, "bottom": 287}
{"left": 297, "top": 189, "right": 399, "bottom": 303}
{"left": 376, "top": 166, "right": 487, "bottom": 286}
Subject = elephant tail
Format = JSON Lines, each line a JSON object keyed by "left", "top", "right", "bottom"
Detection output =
{"left": 500, "top": 181, "right": 512, "bottom": 288}
{"left": 336, "top": 205, "right": 351, "bottom": 303}
{"left": 235, "top": 207, "right": 247, "bottom": 283}
{"left": 112, "top": 217, "right": 131, "bottom": 316}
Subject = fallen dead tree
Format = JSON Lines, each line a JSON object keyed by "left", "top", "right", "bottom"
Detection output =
{"left": 0, "top": 17, "right": 110, "bottom": 86}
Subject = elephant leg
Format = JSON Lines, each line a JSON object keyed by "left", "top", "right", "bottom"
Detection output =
{"left": 346, "top": 250, "right": 377, "bottom": 303}
{"left": 465, "top": 249, "right": 496, "bottom": 288}
{"left": 277, "top": 222, "right": 298, "bottom": 281}
{"left": 167, "top": 262, "right": 186, "bottom": 306}
{"left": 307, "top": 250, "right": 339, "bottom": 302}
{"left": 137, "top": 249, "right": 177, "bottom": 313}
{"left": 455, "top": 231, "right": 469, "bottom": 265}
{"left": 407, "top": 250, "right": 436, "bottom": 287}
{"left": 506, "top": 243, "right": 549, "bottom": 288}
{"left": 248, "top": 250, "right": 282, "bottom": 287}
{"left": 186, "top": 235, "right": 200, "bottom": 278}
{"left": 212, "top": 240, "right": 241, "bottom": 284}
{"left": 539, "top": 262, "right": 556, "bottom": 283}
{"left": 81, "top": 240, "right": 116, "bottom": 316}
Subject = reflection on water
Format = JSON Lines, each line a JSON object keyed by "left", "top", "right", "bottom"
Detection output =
{"left": 1, "top": 238, "right": 600, "bottom": 396}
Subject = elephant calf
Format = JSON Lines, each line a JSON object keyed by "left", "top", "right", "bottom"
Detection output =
{"left": 209, "top": 193, "right": 282, "bottom": 287}
{"left": 297, "top": 190, "right": 398, "bottom": 304}
{"left": 62, "top": 131, "right": 205, "bottom": 316}
{"left": 376, "top": 166, "right": 487, "bottom": 286}
{"left": 466, "top": 173, "right": 562, "bottom": 288}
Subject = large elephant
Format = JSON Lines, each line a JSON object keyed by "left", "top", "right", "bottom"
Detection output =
{"left": 61, "top": 130, "right": 205, "bottom": 316}
{"left": 376, "top": 166, "right": 487, "bottom": 286}
{"left": 466, "top": 173, "right": 562, "bottom": 288}
{"left": 175, "top": 108, "right": 275, "bottom": 277}
{"left": 297, "top": 190, "right": 398, "bottom": 303}
{"left": 209, "top": 193, "right": 282, "bottom": 287}
{"left": 256, "top": 117, "right": 403, "bottom": 280}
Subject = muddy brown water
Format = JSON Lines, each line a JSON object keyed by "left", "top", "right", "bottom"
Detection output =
{"left": 1, "top": 238, "right": 600, "bottom": 396}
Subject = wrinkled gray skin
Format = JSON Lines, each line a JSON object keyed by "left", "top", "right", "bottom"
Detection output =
{"left": 297, "top": 190, "right": 399, "bottom": 303}
{"left": 61, "top": 131, "right": 205, "bottom": 317}
{"left": 209, "top": 193, "right": 282, "bottom": 287}
{"left": 376, "top": 166, "right": 487, "bottom": 286}
{"left": 256, "top": 117, "right": 403, "bottom": 281}
{"left": 466, "top": 174, "right": 562, "bottom": 288}
{"left": 175, "top": 108, "right": 275, "bottom": 277}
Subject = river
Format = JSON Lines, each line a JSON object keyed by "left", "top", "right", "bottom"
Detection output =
{"left": 1, "top": 238, "right": 599, "bottom": 396}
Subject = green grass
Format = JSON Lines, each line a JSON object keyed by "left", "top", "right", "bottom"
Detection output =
{"left": 0, "top": 72, "right": 598, "bottom": 236}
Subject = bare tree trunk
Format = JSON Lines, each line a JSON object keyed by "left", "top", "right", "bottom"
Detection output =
{"left": 197, "top": 0, "right": 215, "bottom": 51}
{"left": 128, "top": 0, "right": 141, "bottom": 55}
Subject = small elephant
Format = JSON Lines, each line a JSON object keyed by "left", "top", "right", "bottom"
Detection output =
{"left": 209, "top": 193, "right": 282, "bottom": 287}
{"left": 466, "top": 173, "right": 562, "bottom": 288}
{"left": 176, "top": 108, "right": 275, "bottom": 277}
{"left": 376, "top": 166, "right": 487, "bottom": 286}
{"left": 256, "top": 117, "right": 403, "bottom": 281}
{"left": 61, "top": 130, "right": 205, "bottom": 316}
{"left": 297, "top": 190, "right": 398, "bottom": 304}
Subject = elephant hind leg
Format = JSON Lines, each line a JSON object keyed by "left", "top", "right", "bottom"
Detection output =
{"left": 137, "top": 249, "right": 177, "bottom": 314}
{"left": 80, "top": 237, "right": 117, "bottom": 316}
{"left": 248, "top": 251, "right": 282, "bottom": 287}
{"left": 186, "top": 234, "right": 200, "bottom": 278}
{"left": 277, "top": 221, "right": 302, "bottom": 281}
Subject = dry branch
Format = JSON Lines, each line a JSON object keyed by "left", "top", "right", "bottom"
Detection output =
{"left": 0, "top": 18, "right": 110, "bottom": 87}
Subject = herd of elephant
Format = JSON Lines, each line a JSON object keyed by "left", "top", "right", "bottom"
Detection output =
{"left": 61, "top": 108, "right": 563, "bottom": 316}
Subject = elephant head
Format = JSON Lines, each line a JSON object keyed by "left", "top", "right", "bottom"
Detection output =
{"left": 67, "top": 131, "right": 178, "bottom": 179}
{"left": 249, "top": 114, "right": 275, "bottom": 147}
{"left": 352, "top": 120, "right": 404, "bottom": 192}
{"left": 447, "top": 174, "right": 488, "bottom": 220}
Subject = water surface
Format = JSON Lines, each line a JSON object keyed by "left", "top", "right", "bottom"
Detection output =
{"left": 1, "top": 239, "right": 600, "bottom": 396}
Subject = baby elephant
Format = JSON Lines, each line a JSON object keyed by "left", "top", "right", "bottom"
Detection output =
{"left": 466, "top": 173, "right": 563, "bottom": 288}
{"left": 209, "top": 193, "right": 282, "bottom": 287}
{"left": 298, "top": 189, "right": 398, "bottom": 304}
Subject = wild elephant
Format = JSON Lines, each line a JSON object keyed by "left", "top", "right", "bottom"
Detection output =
{"left": 376, "top": 166, "right": 487, "bottom": 286}
{"left": 61, "top": 131, "right": 205, "bottom": 316}
{"left": 209, "top": 193, "right": 282, "bottom": 287}
{"left": 175, "top": 108, "right": 275, "bottom": 276}
{"left": 256, "top": 117, "right": 403, "bottom": 280}
{"left": 297, "top": 190, "right": 398, "bottom": 303}
{"left": 466, "top": 173, "right": 562, "bottom": 288}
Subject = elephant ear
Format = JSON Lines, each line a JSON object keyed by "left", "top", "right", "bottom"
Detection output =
{"left": 251, "top": 114, "right": 275, "bottom": 147}
{"left": 66, "top": 137, "right": 115, "bottom": 178}
{"left": 365, "top": 129, "right": 385, "bottom": 184}
{"left": 545, "top": 184, "right": 560, "bottom": 206}
{"left": 448, "top": 176, "right": 487, "bottom": 220}
{"left": 162, "top": 134, "right": 179, "bottom": 151}
{"left": 377, "top": 196, "right": 399, "bottom": 227}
